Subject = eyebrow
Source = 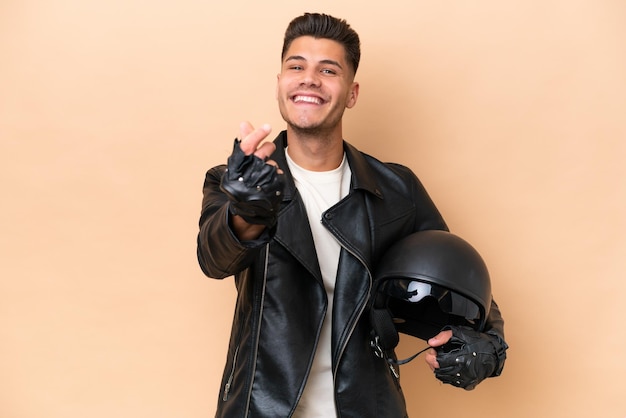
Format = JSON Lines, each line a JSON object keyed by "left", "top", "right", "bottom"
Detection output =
{"left": 284, "top": 55, "right": 343, "bottom": 70}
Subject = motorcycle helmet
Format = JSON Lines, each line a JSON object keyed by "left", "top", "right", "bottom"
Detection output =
{"left": 371, "top": 230, "right": 492, "bottom": 345}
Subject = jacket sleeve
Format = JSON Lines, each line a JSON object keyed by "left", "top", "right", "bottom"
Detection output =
{"left": 483, "top": 299, "right": 505, "bottom": 340}
{"left": 405, "top": 162, "right": 508, "bottom": 367}
{"left": 196, "top": 165, "right": 273, "bottom": 279}
{"left": 405, "top": 166, "right": 449, "bottom": 233}
{"left": 482, "top": 298, "right": 508, "bottom": 376}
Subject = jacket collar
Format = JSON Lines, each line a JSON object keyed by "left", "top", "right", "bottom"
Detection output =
{"left": 272, "top": 130, "right": 384, "bottom": 201}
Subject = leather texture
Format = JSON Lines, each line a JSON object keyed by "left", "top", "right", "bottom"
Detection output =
{"left": 197, "top": 131, "right": 506, "bottom": 417}
{"left": 435, "top": 325, "right": 509, "bottom": 390}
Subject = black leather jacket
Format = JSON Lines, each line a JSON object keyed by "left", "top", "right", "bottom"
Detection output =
{"left": 197, "top": 131, "right": 505, "bottom": 418}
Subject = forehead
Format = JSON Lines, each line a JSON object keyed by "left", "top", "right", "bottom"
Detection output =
{"left": 283, "top": 36, "right": 348, "bottom": 66}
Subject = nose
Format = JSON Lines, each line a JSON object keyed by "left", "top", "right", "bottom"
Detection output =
{"left": 300, "top": 69, "right": 321, "bottom": 87}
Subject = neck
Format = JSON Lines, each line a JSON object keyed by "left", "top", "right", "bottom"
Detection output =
{"left": 285, "top": 125, "right": 345, "bottom": 171}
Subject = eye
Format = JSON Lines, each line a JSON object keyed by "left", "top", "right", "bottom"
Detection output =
{"left": 321, "top": 68, "right": 336, "bottom": 75}
{"left": 289, "top": 65, "right": 303, "bottom": 71}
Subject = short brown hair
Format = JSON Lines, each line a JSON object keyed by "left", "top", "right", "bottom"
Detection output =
{"left": 281, "top": 13, "right": 361, "bottom": 75}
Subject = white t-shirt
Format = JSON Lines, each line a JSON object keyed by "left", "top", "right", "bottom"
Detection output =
{"left": 286, "top": 149, "right": 352, "bottom": 418}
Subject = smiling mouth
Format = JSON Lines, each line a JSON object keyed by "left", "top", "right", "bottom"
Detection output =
{"left": 292, "top": 95, "right": 324, "bottom": 105}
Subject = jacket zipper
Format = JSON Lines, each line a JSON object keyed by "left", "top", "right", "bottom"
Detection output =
{"left": 222, "top": 345, "right": 239, "bottom": 401}
{"left": 330, "top": 241, "right": 373, "bottom": 418}
{"left": 242, "top": 244, "right": 270, "bottom": 415}
{"left": 331, "top": 240, "right": 373, "bottom": 377}
{"left": 223, "top": 244, "right": 269, "bottom": 408}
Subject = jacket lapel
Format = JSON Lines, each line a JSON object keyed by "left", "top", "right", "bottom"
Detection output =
{"left": 270, "top": 131, "right": 386, "bottom": 362}
{"left": 323, "top": 141, "right": 383, "bottom": 271}
{"left": 270, "top": 132, "right": 384, "bottom": 286}
{"left": 272, "top": 132, "right": 323, "bottom": 283}
{"left": 274, "top": 195, "right": 323, "bottom": 282}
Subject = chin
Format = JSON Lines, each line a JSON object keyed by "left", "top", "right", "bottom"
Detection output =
{"left": 289, "top": 123, "right": 335, "bottom": 138}
{"left": 282, "top": 114, "right": 322, "bottom": 131}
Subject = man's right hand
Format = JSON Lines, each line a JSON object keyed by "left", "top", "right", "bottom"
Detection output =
{"left": 220, "top": 122, "right": 285, "bottom": 240}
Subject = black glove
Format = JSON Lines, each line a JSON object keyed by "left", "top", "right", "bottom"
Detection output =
{"left": 434, "top": 325, "right": 508, "bottom": 390}
{"left": 220, "top": 139, "right": 285, "bottom": 227}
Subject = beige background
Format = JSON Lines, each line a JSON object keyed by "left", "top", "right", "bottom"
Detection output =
{"left": 1, "top": 1, "right": 625, "bottom": 417}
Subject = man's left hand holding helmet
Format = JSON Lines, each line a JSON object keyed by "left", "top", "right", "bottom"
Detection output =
{"left": 426, "top": 326, "right": 508, "bottom": 390}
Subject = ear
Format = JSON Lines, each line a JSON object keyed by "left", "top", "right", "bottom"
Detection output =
{"left": 346, "top": 82, "right": 360, "bottom": 109}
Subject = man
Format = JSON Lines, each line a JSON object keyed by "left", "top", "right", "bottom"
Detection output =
{"left": 197, "top": 13, "right": 506, "bottom": 418}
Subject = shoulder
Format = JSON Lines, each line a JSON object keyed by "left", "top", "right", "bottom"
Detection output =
{"left": 345, "top": 141, "right": 421, "bottom": 188}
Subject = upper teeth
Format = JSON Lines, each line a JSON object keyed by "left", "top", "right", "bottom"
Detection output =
{"left": 294, "top": 96, "right": 321, "bottom": 104}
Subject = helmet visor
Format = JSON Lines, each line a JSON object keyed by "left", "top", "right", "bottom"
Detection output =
{"left": 381, "top": 279, "right": 481, "bottom": 324}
